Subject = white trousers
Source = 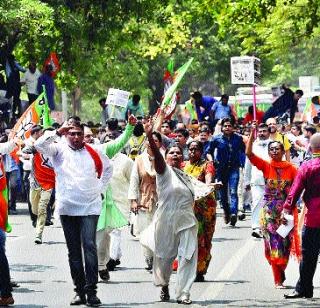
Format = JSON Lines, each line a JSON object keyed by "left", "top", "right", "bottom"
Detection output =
{"left": 153, "top": 229, "right": 197, "bottom": 300}
{"left": 96, "top": 228, "right": 112, "bottom": 271}
{"left": 110, "top": 229, "right": 122, "bottom": 261}
{"left": 137, "top": 210, "right": 155, "bottom": 258}
{"left": 251, "top": 185, "right": 264, "bottom": 230}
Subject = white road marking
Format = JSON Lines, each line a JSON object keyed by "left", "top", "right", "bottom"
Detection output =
{"left": 197, "top": 238, "right": 256, "bottom": 302}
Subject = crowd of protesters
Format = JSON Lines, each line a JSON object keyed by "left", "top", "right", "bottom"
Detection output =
{"left": 1, "top": 62, "right": 320, "bottom": 306}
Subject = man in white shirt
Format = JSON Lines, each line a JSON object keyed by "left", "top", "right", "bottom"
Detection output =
{"left": 244, "top": 123, "right": 271, "bottom": 238}
{"left": 35, "top": 121, "right": 112, "bottom": 307}
{"left": 21, "top": 61, "right": 41, "bottom": 105}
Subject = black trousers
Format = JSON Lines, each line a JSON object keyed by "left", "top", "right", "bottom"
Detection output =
{"left": 295, "top": 226, "right": 320, "bottom": 297}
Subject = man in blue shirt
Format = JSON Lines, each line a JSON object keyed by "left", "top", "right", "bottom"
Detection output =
{"left": 211, "top": 94, "right": 232, "bottom": 127}
{"left": 205, "top": 117, "right": 245, "bottom": 226}
{"left": 191, "top": 91, "right": 217, "bottom": 126}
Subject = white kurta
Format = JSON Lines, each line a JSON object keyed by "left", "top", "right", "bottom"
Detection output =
{"left": 154, "top": 166, "right": 197, "bottom": 260}
{"left": 34, "top": 131, "right": 113, "bottom": 216}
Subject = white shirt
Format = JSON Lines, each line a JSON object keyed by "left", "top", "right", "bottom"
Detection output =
{"left": 244, "top": 138, "right": 270, "bottom": 186}
{"left": 34, "top": 131, "right": 113, "bottom": 216}
{"left": 21, "top": 69, "right": 41, "bottom": 94}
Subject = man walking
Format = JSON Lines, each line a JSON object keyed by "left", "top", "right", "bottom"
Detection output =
{"left": 284, "top": 133, "right": 320, "bottom": 299}
{"left": 205, "top": 117, "right": 245, "bottom": 226}
{"left": 35, "top": 121, "right": 112, "bottom": 307}
{"left": 244, "top": 123, "right": 271, "bottom": 238}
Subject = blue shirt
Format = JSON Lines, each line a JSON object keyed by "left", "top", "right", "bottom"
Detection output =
{"left": 211, "top": 102, "right": 231, "bottom": 120}
{"left": 205, "top": 133, "right": 245, "bottom": 174}
{"left": 196, "top": 96, "right": 217, "bottom": 122}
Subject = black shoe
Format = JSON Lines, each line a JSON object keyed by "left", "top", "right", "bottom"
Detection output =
{"left": 98, "top": 269, "right": 110, "bottom": 281}
{"left": 251, "top": 230, "right": 262, "bottom": 238}
{"left": 230, "top": 214, "right": 237, "bottom": 226}
{"left": 115, "top": 259, "right": 121, "bottom": 266}
{"left": 145, "top": 257, "right": 153, "bottom": 271}
{"left": 70, "top": 294, "right": 86, "bottom": 305}
{"left": 86, "top": 294, "right": 101, "bottom": 307}
{"left": 238, "top": 212, "right": 246, "bottom": 221}
{"left": 10, "top": 280, "right": 20, "bottom": 288}
{"left": 106, "top": 259, "right": 117, "bottom": 271}
{"left": 194, "top": 273, "right": 205, "bottom": 282}
{"left": 45, "top": 220, "right": 53, "bottom": 226}
{"left": 224, "top": 213, "right": 230, "bottom": 224}
{"left": 284, "top": 291, "right": 312, "bottom": 299}
{"left": 160, "top": 286, "right": 170, "bottom": 302}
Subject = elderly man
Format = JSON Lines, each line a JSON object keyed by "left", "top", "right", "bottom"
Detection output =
{"left": 283, "top": 133, "right": 320, "bottom": 299}
{"left": 35, "top": 121, "right": 112, "bottom": 307}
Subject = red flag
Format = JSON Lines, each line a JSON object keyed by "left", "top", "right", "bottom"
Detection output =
{"left": 43, "top": 52, "right": 60, "bottom": 77}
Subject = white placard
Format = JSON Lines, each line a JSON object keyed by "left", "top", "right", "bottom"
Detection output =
{"left": 106, "top": 88, "right": 131, "bottom": 108}
{"left": 231, "top": 56, "right": 260, "bottom": 85}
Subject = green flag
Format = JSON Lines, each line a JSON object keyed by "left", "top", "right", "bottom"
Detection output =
{"left": 162, "top": 58, "right": 193, "bottom": 108}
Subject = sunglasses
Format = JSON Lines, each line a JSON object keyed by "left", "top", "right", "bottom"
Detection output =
{"left": 68, "top": 132, "right": 83, "bottom": 136}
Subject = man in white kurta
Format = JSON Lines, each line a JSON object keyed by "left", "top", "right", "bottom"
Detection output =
{"left": 244, "top": 123, "right": 270, "bottom": 238}
{"left": 34, "top": 124, "right": 112, "bottom": 306}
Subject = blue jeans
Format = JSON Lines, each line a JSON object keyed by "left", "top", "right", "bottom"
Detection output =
{"left": 0, "top": 229, "right": 11, "bottom": 297}
{"left": 295, "top": 226, "right": 320, "bottom": 297}
{"left": 218, "top": 168, "right": 240, "bottom": 216}
{"left": 60, "top": 215, "right": 99, "bottom": 296}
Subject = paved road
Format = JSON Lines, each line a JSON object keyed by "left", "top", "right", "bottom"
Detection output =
{"left": 6, "top": 203, "right": 320, "bottom": 307}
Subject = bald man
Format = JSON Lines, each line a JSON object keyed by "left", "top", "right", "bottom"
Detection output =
{"left": 283, "top": 133, "right": 320, "bottom": 299}
{"left": 266, "top": 118, "right": 291, "bottom": 161}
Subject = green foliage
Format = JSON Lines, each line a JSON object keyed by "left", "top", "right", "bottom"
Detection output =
{"left": 1, "top": 0, "right": 320, "bottom": 118}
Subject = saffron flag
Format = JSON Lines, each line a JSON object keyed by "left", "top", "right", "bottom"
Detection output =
{"left": 12, "top": 89, "right": 52, "bottom": 140}
{"left": 43, "top": 52, "right": 60, "bottom": 78}
{"left": 302, "top": 98, "right": 318, "bottom": 122}
{"left": 161, "top": 58, "right": 193, "bottom": 112}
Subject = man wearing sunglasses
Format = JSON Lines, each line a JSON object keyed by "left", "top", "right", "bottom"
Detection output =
{"left": 34, "top": 121, "right": 113, "bottom": 307}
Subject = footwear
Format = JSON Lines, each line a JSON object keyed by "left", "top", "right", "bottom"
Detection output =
{"left": 145, "top": 257, "right": 153, "bottom": 271}
{"left": 0, "top": 296, "right": 14, "bottom": 305}
{"left": 251, "top": 230, "right": 262, "bottom": 239}
{"left": 106, "top": 259, "right": 117, "bottom": 271}
{"left": 35, "top": 237, "right": 42, "bottom": 244}
{"left": 8, "top": 209, "right": 17, "bottom": 215}
{"left": 86, "top": 294, "right": 101, "bottom": 307}
{"left": 45, "top": 220, "right": 53, "bottom": 226}
{"left": 177, "top": 298, "right": 192, "bottom": 305}
{"left": 284, "top": 291, "right": 312, "bottom": 299}
{"left": 115, "top": 259, "right": 121, "bottom": 266}
{"left": 98, "top": 269, "right": 110, "bottom": 281}
{"left": 224, "top": 213, "right": 230, "bottom": 224}
{"left": 70, "top": 293, "right": 86, "bottom": 305}
{"left": 10, "top": 280, "right": 20, "bottom": 288}
{"left": 238, "top": 212, "right": 246, "bottom": 221}
{"left": 230, "top": 214, "right": 237, "bottom": 226}
{"left": 275, "top": 284, "right": 286, "bottom": 289}
{"left": 194, "top": 273, "right": 204, "bottom": 282}
{"left": 160, "top": 286, "right": 170, "bottom": 302}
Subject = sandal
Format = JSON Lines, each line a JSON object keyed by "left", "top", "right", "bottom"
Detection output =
{"left": 177, "top": 298, "right": 192, "bottom": 305}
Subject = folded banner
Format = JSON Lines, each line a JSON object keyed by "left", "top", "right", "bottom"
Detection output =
{"left": 161, "top": 58, "right": 193, "bottom": 116}
{"left": 12, "top": 89, "right": 52, "bottom": 140}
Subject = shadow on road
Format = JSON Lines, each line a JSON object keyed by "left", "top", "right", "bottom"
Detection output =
{"left": 10, "top": 263, "right": 56, "bottom": 272}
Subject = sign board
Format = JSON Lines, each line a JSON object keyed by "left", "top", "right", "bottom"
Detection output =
{"left": 231, "top": 56, "right": 260, "bottom": 85}
{"left": 106, "top": 88, "right": 130, "bottom": 108}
